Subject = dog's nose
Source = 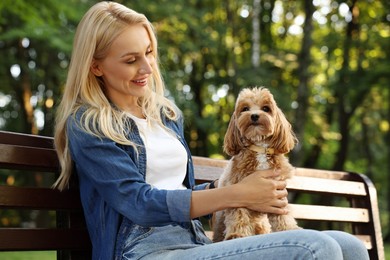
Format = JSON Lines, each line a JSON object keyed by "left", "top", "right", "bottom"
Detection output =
{"left": 251, "top": 114, "right": 259, "bottom": 122}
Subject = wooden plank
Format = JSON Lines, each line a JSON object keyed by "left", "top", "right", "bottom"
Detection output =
{"left": 358, "top": 174, "right": 385, "bottom": 260}
{"left": 287, "top": 176, "right": 367, "bottom": 196}
{"left": 295, "top": 167, "right": 351, "bottom": 180}
{"left": 0, "top": 186, "right": 82, "bottom": 210}
{"left": 290, "top": 204, "right": 369, "bottom": 222}
{"left": 194, "top": 165, "right": 223, "bottom": 183}
{"left": 192, "top": 156, "right": 228, "bottom": 168}
{"left": 355, "top": 235, "right": 373, "bottom": 250}
{"left": 0, "top": 228, "right": 91, "bottom": 251}
{"left": 192, "top": 156, "right": 355, "bottom": 183}
{"left": 193, "top": 158, "right": 367, "bottom": 196}
{"left": 0, "top": 131, "right": 54, "bottom": 149}
{"left": 0, "top": 144, "right": 59, "bottom": 171}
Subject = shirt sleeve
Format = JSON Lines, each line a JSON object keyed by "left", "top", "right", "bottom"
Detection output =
{"left": 192, "top": 183, "right": 209, "bottom": 191}
{"left": 67, "top": 116, "right": 192, "bottom": 227}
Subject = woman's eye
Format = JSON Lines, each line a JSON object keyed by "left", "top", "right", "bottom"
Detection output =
{"left": 146, "top": 49, "right": 153, "bottom": 55}
{"left": 126, "top": 59, "right": 136, "bottom": 64}
{"left": 262, "top": 106, "right": 271, "bottom": 112}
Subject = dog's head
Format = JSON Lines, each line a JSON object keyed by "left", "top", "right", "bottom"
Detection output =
{"left": 223, "top": 87, "right": 297, "bottom": 156}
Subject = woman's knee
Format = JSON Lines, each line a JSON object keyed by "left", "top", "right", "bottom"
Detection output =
{"left": 322, "top": 231, "right": 369, "bottom": 259}
{"left": 283, "top": 229, "right": 343, "bottom": 259}
{"left": 227, "top": 229, "right": 344, "bottom": 259}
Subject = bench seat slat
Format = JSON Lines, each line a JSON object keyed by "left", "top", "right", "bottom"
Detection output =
{"left": 0, "top": 186, "right": 82, "bottom": 210}
{"left": 0, "top": 228, "right": 90, "bottom": 251}
{"left": 290, "top": 204, "right": 370, "bottom": 222}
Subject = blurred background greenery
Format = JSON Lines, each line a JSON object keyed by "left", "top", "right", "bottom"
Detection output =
{"left": 0, "top": 0, "right": 389, "bottom": 258}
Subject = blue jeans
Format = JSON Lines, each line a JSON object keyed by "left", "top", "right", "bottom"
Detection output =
{"left": 121, "top": 220, "right": 369, "bottom": 260}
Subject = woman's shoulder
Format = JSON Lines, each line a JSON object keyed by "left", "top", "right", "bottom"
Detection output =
{"left": 66, "top": 106, "right": 95, "bottom": 135}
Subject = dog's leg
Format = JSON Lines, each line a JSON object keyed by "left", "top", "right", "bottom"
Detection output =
{"left": 223, "top": 208, "right": 271, "bottom": 240}
{"left": 212, "top": 211, "right": 226, "bottom": 242}
{"left": 252, "top": 213, "right": 272, "bottom": 235}
{"left": 268, "top": 212, "right": 300, "bottom": 232}
{"left": 224, "top": 208, "right": 252, "bottom": 240}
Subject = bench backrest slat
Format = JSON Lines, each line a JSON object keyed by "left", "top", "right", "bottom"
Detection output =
{"left": 0, "top": 229, "right": 90, "bottom": 251}
{"left": 290, "top": 204, "right": 369, "bottom": 222}
{"left": 0, "top": 131, "right": 54, "bottom": 148}
{"left": 0, "top": 186, "right": 81, "bottom": 210}
{"left": 0, "top": 144, "right": 58, "bottom": 171}
{"left": 288, "top": 176, "right": 366, "bottom": 196}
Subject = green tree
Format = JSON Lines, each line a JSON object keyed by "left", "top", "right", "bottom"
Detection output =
{"left": 0, "top": 0, "right": 91, "bottom": 135}
{"left": 0, "top": 0, "right": 388, "bottom": 240}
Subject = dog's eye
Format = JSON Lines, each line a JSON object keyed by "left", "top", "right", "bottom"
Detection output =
{"left": 262, "top": 106, "right": 271, "bottom": 112}
{"left": 241, "top": 107, "right": 250, "bottom": 112}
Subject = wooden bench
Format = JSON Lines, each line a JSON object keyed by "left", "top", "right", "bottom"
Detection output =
{"left": 0, "top": 131, "right": 91, "bottom": 260}
{"left": 193, "top": 156, "right": 385, "bottom": 260}
{"left": 0, "top": 131, "right": 385, "bottom": 260}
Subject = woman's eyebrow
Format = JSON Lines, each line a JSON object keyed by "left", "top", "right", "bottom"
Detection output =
{"left": 120, "top": 44, "right": 152, "bottom": 58}
{"left": 120, "top": 51, "right": 138, "bottom": 58}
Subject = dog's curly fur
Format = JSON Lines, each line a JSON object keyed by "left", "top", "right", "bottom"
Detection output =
{"left": 213, "top": 87, "right": 300, "bottom": 242}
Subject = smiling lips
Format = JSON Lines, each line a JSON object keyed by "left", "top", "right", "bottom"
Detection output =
{"left": 132, "top": 78, "right": 148, "bottom": 86}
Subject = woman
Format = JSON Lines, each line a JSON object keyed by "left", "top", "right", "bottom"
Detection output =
{"left": 54, "top": 2, "right": 369, "bottom": 259}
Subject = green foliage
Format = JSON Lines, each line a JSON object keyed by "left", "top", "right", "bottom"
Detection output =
{"left": 0, "top": 0, "right": 389, "bottom": 239}
{"left": 0, "top": 251, "right": 55, "bottom": 260}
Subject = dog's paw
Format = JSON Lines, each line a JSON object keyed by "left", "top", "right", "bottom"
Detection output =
{"left": 291, "top": 225, "right": 302, "bottom": 230}
{"left": 224, "top": 233, "right": 245, "bottom": 240}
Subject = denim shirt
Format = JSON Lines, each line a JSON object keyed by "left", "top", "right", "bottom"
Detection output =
{"left": 66, "top": 110, "right": 208, "bottom": 260}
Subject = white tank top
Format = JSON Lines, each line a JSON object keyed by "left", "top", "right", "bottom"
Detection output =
{"left": 128, "top": 114, "right": 187, "bottom": 190}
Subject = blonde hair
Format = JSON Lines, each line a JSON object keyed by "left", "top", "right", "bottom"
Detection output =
{"left": 53, "top": 2, "right": 178, "bottom": 190}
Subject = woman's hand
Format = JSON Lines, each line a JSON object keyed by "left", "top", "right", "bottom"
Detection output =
{"left": 233, "top": 169, "right": 288, "bottom": 215}
{"left": 190, "top": 169, "right": 288, "bottom": 219}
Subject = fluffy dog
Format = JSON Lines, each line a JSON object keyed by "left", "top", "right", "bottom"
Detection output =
{"left": 213, "top": 87, "right": 300, "bottom": 242}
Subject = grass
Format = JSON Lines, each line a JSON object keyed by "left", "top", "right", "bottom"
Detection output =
{"left": 385, "top": 242, "right": 390, "bottom": 260}
{"left": 0, "top": 251, "right": 56, "bottom": 260}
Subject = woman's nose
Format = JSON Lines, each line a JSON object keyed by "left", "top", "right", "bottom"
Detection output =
{"left": 138, "top": 57, "right": 153, "bottom": 75}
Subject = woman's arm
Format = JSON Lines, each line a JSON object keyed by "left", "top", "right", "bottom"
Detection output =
{"left": 190, "top": 170, "right": 288, "bottom": 219}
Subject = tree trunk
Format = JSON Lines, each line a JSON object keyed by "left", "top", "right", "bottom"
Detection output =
{"left": 332, "top": 0, "right": 358, "bottom": 171}
{"left": 291, "top": 0, "right": 314, "bottom": 166}
{"left": 252, "top": 0, "right": 261, "bottom": 68}
{"left": 14, "top": 39, "right": 36, "bottom": 134}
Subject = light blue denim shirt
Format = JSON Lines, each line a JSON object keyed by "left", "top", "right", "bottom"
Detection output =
{"left": 66, "top": 109, "right": 208, "bottom": 260}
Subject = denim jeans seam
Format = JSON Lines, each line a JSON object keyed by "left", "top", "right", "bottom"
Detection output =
{"left": 202, "top": 243, "right": 316, "bottom": 260}
{"left": 124, "top": 227, "right": 154, "bottom": 248}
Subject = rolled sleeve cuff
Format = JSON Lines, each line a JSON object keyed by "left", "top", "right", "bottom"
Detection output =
{"left": 166, "top": 189, "right": 192, "bottom": 222}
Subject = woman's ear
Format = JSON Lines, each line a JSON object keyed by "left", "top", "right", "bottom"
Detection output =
{"left": 90, "top": 59, "right": 103, "bottom": 77}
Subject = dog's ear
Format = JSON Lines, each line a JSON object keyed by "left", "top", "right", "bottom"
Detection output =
{"left": 270, "top": 107, "right": 298, "bottom": 154}
{"left": 223, "top": 114, "right": 243, "bottom": 156}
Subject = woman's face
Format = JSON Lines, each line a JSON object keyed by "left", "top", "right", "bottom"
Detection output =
{"left": 91, "top": 24, "right": 155, "bottom": 109}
